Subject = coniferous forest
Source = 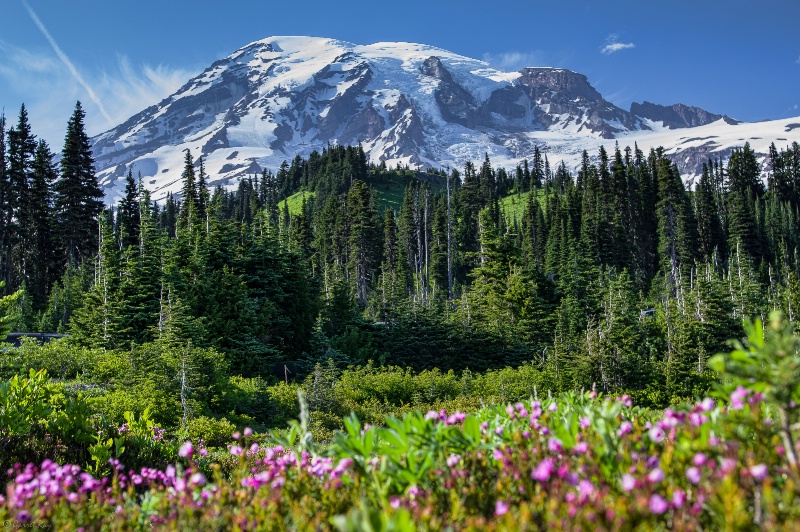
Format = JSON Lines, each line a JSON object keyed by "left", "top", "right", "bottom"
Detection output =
{"left": 4, "top": 101, "right": 800, "bottom": 408}
{"left": 5, "top": 102, "right": 800, "bottom": 528}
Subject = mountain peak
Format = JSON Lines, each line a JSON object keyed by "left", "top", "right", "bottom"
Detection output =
{"left": 89, "top": 36, "right": 800, "bottom": 202}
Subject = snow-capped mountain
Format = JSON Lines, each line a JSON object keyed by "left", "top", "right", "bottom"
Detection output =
{"left": 91, "top": 36, "right": 800, "bottom": 201}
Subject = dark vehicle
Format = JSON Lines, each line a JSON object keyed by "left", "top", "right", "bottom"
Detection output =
{"left": 2, "top": 332, "right": 67, "bottom": 347}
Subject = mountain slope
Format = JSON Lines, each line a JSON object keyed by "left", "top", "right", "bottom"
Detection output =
{"left": 90, "top": 36, "right": 800, "bottom": 201}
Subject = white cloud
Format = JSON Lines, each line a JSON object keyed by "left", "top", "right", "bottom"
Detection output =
{"left": 100, "top": 55, "right": 193, "bottom": 121}
{"left": 0, "top": 40, "right": 192, "bottom": 150}
{"left": 482, "top": 51, "right": 547, "bottom": 71}
{"left": 601, "top": 34, "right": 636, "bottom": 55}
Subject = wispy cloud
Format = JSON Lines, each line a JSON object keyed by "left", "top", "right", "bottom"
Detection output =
{"left": 101, "top": 55, "right": 192, "bottom": 117}
{"left": 22, "top": 0, "right": 114, "bottom": 126}
{"left": 0, "top": 40, "right": 192, "bottom": 149}
{"left": 482, "top": 51, "right": 547, "bottom": 71}
{"left": 601, "top": 34, "right": 636, "bottom": 55}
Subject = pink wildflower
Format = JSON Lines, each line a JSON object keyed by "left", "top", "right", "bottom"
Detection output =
{"left": 621, "top": 473, "right": 636, "bottom": 492}
{"left": 243, "top": 427, "right": 253, "bottom": 437}
{"left": 647, "top": 468, "right": 665, "bottom": 483}
{"left": 617, "top": 421, "right": 633, "bottom": 437}
{"left": 672, "top": 489, "right": 686, "bottom": 508}
{"left": 178, "top": 441, "right": 193, "bottom": 458}
{"left": 730, "top": 386, "right": 748, "bottom": 410}
{"left": 700, "top": 397, "right": 715, "bottom": 412}
{"left": 495, "top": 499, "right": 509, "bottom": 516}
{"left": 578, "top": 479, "right": 595, "bottom": 497}
{"left": 750, "top": 464, "right": 768, "bottom": 482}
{"left": 649, "top": 494, "right": 668, "bottom": 514}
{"left": 548, "top": 438, "right": 563, "bottom": 453}
{"left": 686, "top": 467, "right": 701, "bottom": 484}
{"left": 649, "top": 426, "right": 665, "bottom": 443}
{"left": 532, "top": 458, "right": 555, "bottom": 482}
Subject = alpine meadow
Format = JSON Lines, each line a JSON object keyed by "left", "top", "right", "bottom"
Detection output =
{"left": 2, "top": 10, "right": 800, "bottom": 529}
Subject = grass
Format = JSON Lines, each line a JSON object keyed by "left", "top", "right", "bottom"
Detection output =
{"left": 498, "top": 189, "right": 546, "bottom": 225}
{"left": 279, "top": 172, "right": 447, "bottom": 215}
{"left": 278, "top": 190, "right": 315, "bottom": 216}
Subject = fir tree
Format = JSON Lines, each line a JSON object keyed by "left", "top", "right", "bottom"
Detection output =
{"left": 27, "top": 140, "right": 58, "bottom": 308}
{"left": 117, "top": 169, "right": 140, "bottom": 249}
{"left": 55, "top": 101, "right": 104, "bottom": 267}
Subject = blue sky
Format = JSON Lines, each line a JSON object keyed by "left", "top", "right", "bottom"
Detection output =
{"left": 1, "top": 0, "right": 798, "bottom": 150}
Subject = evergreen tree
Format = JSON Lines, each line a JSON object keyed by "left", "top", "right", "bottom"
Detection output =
{"left": 117, "top": 169, "right": 140, "bottom": 249}
{"left": 27, "top": 140, "right": 58, "bottom": 309}
{"left": 655, "top": 150, "right": 697, "bottom": 290}
{"left": 5, "top": 105, "right": 37, "bottom": 292}
{"left": 695, "top": 163, "right": 726, "bottom": 263}
{"left": 0, "top": 114, "right": 9, "bottom": 294}
{"left": 346, "top": 180, "right": 381, "bottom": 306}
{"left": 725, "top": 143, "right": 763, "bottom": 260}
{"left": 178, "top": 149, "right": 199, "bottom": 233}
{"left": 55, "top": 101, "right": 104, "bottom": 267}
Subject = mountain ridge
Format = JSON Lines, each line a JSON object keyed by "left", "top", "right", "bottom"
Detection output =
{"left": 89, "top": 36, "right": 800, "bottom": 202}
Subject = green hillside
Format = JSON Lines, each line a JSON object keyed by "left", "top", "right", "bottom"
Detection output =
{"left": 499, "top": 189, "right": 546, "bottom": 225}
{"left": 279, "top": 172, "right": 447, "bottom": 215}
{"left": 279, "top": 190, "right": 315, "bottom": 216}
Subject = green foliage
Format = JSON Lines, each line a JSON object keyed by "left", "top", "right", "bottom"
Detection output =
{"left": 709, "top": 311, "right": 800, "bottom": 465}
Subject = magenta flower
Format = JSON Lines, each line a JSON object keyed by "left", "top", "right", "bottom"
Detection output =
{"left": 689, "top": 412, "right": 707, "bottom": 426}
{"left": 532, "top": 458, "right": 555, "bottom": 482}
{"left": 699, "top": 397, "right": 715, "bottom": 412}
{"left": 579, "top": 417, "right": 591, "bottom": 429}
{"left": 617, "top": 421, "right": 633, "bottom": 437}
{"left": 548, "top": 438, "right": 563, "bottom": 453}
{"left": 617, "top": 395, "right": 632, "bottom": 407}
{"left": 730, "top": 386, "right": 748, "bottom": 410}
{"left": 720, "top": 458, "right": 736, "bottom": 475}
{"left": 446, "top": 454, "right": 461, "bottom": 468}
{"left": 243, "top": 427, "right": 253, "bottom": 437}
{"left": 649, "top": 426, "right": 665, "bottom": 443}
{"left": 495, "top": 499, "right": 509, "bottom": 516}
{"left": 190, "top": 472, "right": 206, "bottom": 486}
{"left": 178, "top": 441, "right": 193, "bottom": 458}
{"left": 548, "top": 402, "right": 558, "bottom": 412}
{"left": 621, "top": 473, "right": 636, "bottom": 492}
{"left": 228, "top": 445, "right": 243, "bottom": 456}
{"left": 693, "top": 452, "right": 708, "bottom": 467}
{"left": 578, "top": 479, "right": 595, "bottom": 497}
{"left": 672, "top": 489, "right": 686, "bottom": 508}
{"left": 389, "top": 496, "right": 401, "bottom": 509}
{"left": 750, "top": 464, "right": 768, "bottom": 481}
{"left": 686, "top": 467, "right": 701, "bottom": 484}
{"left": 647, "top": 468, "right": 665, "bottom": 483}
{"left": 649, "top": 494, "right": 668, "bottom": 514}
{"left": 573, "top": 442, "right": 588, "bottom": 454}
{"left": 232, "top": 431, "right": 241, "bottom": 440}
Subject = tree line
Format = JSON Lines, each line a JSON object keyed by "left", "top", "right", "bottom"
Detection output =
{"left": 4, "top": 99, "right": 800, "bottom": 406}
